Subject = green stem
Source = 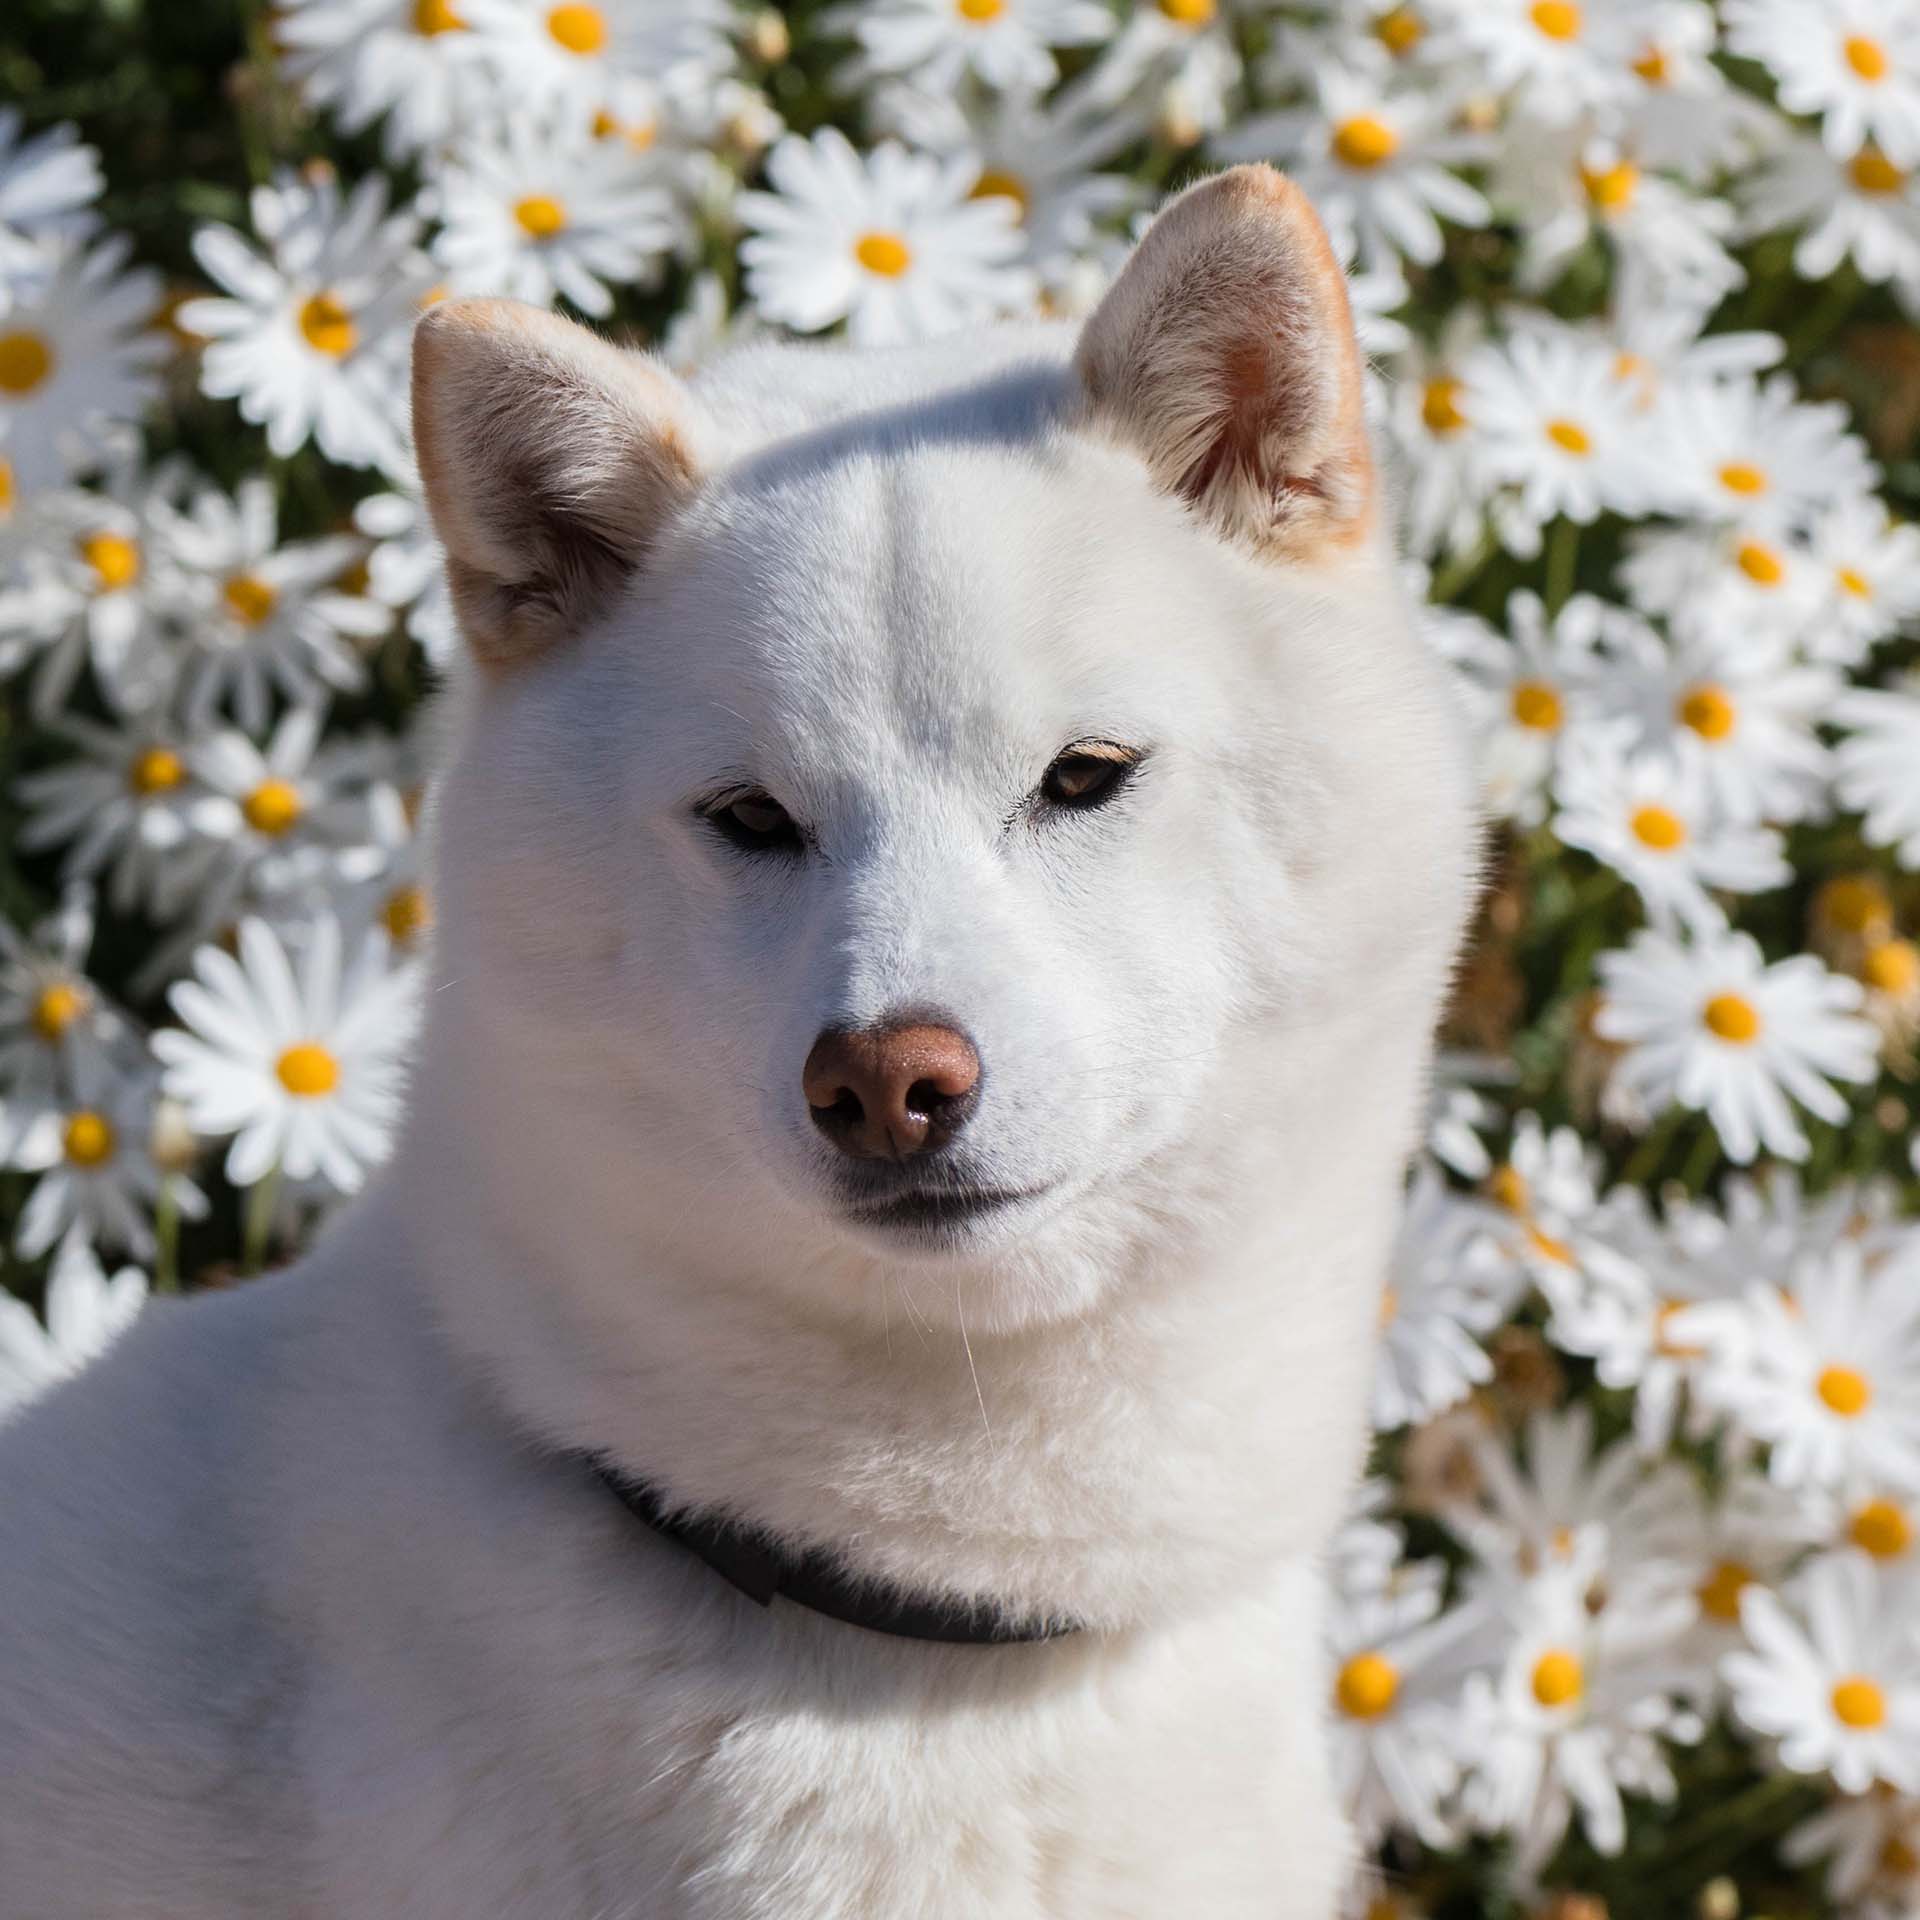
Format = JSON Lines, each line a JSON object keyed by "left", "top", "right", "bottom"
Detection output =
{"left": 153, "top": 1177, "right": 179, "bottom": 1296}
{"left": 242, "top": 1163, "right": 281, "bottom": 1276}
{"left": 1544, "top": 517, "right": 1580, "bottom": 616}
{"left": 1429, "top": 527, "right": 1496, "bottom": 605}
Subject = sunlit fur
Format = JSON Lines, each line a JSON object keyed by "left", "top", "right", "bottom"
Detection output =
{"left": 0, "top": 169, "right": 1478, "bottom": 1918}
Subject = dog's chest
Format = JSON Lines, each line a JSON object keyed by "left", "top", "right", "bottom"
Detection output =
{"left": 308, "top": 1559, "right": 1343, "bottom": 1920}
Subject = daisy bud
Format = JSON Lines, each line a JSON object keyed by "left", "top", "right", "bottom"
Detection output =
{"left": 742, "top": 8, "right": 788, "bottom": 65}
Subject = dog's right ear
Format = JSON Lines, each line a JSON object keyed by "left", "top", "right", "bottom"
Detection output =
{"left": 411, "top": 299, "right": 706, "bottom": 671}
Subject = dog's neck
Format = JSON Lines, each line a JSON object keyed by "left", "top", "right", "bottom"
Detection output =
{"left": 381, "top": 986, "right": 1422, "bottom": 1634}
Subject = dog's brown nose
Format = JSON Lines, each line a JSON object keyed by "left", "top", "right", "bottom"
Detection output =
{"left": 803, "top": 1022, "right": 981, "bottom": 1161}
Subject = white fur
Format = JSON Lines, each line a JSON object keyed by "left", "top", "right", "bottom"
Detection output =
{"left": 0, "top": 170, "right": 1478, "bottom": 1918}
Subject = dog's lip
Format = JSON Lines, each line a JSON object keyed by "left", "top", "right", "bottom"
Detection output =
{"left": 843, "top": 1184, "right": 1045, "bottom": 1230}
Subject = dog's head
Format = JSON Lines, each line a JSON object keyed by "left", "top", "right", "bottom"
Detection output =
{"left": 410, "top": 167, "right": 1477, "bottom": 1334}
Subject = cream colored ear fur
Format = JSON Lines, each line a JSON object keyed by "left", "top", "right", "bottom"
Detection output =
{"left": 1074, "top": 165, "right": 1376, "bottom": 560}
{"left": 411, "top": 298, "right": 705, "bottom": 669}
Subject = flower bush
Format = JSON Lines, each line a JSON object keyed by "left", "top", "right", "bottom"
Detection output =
{"left": 4, "top": 1, "right": 1920, "bottom": 1914}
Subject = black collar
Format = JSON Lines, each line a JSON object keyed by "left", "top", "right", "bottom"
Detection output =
{"left": 591, "top": 1460, "right": 1080, "bottom": 1646}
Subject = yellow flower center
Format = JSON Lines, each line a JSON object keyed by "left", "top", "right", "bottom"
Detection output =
{"left": 1531, "top": 1648, "right": 1584, "bottom": 1708}
{"left": 1845, "top": 34, "right": 1889, "bottom": 81}
{"left": 1530, "top": 0, "right": 1582, "bottom": 40}
{"left": 413, "top": 0, "right": 465, "bottom": 31}
{"left": 1850, "top": 147, "right": 1906, "bottom": 194}
{"left": 1510, "top": 680, "right": 1563, "bottom": 731}
{"left": 546, "top": 3, "right": 607, "bottom": 53}
{"left": 969, "top": 170, "right": 1031, "bottom": 218}
{"left": 1678, "top": 685, "right": 1737, "bottom": 741}
{"left": 1487, "top": 1162, "right": 1529, "bottom": 1213}
{"left": 1546, "top": 417, "right": 1592, "bottom": 455}
{"left": 1377, "top": 1284, "right": 1398, "bottom": 1327}
{"left": 1527, "top": 1225, "right": 1574, "bottom": 1265}
{"left": 0, "top": 329, "right": 55, "bottom": 396}
{"left": 1654, "top": 1300, "right": 1702, "bottom": 1358}
{"left": 223, "top": 573, "right": 279, "bottom": 626}
{"left": 1838, "top": 564, "right": 1873, "bottom": 599}
{"left": 1335, "top": 1651, "right": 1401, "bottom": 1719}
{"left": 1818, "top": 1364, "right": 1873, "bottom": 1418}
{"left": 0, "top": 456, "right": 13, "bottom": 515}
{"left": 62, "top": 1109, "right": 117, "bottom": 1167}
{"left": 514, "top": 195, "right": 569, "bottom": 238}
{"left": 1851, "top": 1498, "right": 1914, "bottom": 1558}
{"left": 1697, "top": 1559, "right": 1753, "bottom": 1623}
{"left": 1157, "top": 0, "right": 1216, "bottom": 24}
{"left": 31, "top": 982, "right": 86, "bottom": 1042}
{"left": 1421, "top": 376, "right": 1466, "bottom": 435}
{"left": 79, "top": 531, "right": 142, "bottom": 592}
{"left": 957, "top": 0, "right": 1004, "bottom": 18}
{"left": 1833, "top": 1676, "right": 1888, "bottom": 1729}
{"left": 1718, "top": 461, "right": 1768, "bottom": 497}
{"left": 1581, "top": 160, "right": 1639, "bottom": 212}
{"left": 129, "top": 745, "right": 185, "bottom": 796}
{"left": 1736, "top": 539, "right": 1785, "bottom": 586}
{"left": 1332, "top": 115, "right": 1400, "bottom": 170}
{"left": 1373, "top": 5, "right": 1424, "bottom": 55}
{"left": 1820, "top": 873, "right": 1893, "bottom": 936}
{"left": 276, "top": 1042, "right": 341, "bottom": 1097}
{"left": 382, "top": 883, "right": 432, "bottom": 944}
{"left": 1630, "top": 804, "right": 1687, "bottom": 851}
{"left": 854, "top": 231, "right": 913, "bottom": 277}
{"left": 1633, "top": 43, "right": 1670, "bottom": 85}
{"left": 243, "top": 778, "right": 304, "bottom": 837}
{"left": 1702, "top": 992, "right": 1761, "bottom": 1044}
{"left": 1865, "top": 939, "right": 1920, "bottom": 997}
{"left": 298, "top": 292, "right": 357, "bottom": 359}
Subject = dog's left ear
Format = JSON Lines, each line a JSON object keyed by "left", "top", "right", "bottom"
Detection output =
{"left": 1074, "top": 165, "right": 1375, "bottom": 561}
{"left": 411, "top": 298, "right": 707, "bottom": 670}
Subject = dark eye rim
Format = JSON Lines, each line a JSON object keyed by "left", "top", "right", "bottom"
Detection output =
{"left": 1036, "top": 742, "right": 1146, "bottom": 813}
{"left": 699, "top": 787, "right": 806, "bottom": 856}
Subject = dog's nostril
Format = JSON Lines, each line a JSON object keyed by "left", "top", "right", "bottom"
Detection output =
{"left": 802, "top": 1020, "right": 981, "bottom": 1162}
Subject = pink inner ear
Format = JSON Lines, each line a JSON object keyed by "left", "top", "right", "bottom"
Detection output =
{"left": 1177, "top": 336, "right": 1272, "bottom": 509}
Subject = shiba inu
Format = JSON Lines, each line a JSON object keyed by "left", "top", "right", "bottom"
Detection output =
{"left": 0, "top": 166, "right": 1477, "bottom": 1917}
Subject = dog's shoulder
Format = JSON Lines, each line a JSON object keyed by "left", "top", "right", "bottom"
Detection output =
{"left": 0, "top": 1275, "right": 312, "bottom": 1914}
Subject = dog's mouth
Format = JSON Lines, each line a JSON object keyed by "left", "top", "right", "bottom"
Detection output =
{"left": 842, "top": 1184, "right": 1045, "bottom": 1237}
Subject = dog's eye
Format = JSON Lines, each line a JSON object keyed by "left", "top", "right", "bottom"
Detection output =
{"left": 1038, "top": 746, "right": 1137, "bottom": 812}
{"left": 706, "top": 790, "right": 803, "bottom": 855}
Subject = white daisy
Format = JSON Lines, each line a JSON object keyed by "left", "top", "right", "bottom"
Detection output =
{"left": 0, "top": 110, "right": 103, "bottom": 310}
{"left": 0, "top": 1234, "right": 146, "bottom": 1425}
{"left": 1460, "top": 323, "right": 1673, "bottom": 546}
{"left": 1597, "top": 611, "right": 1834, "bottom": 827}
{"left": 158, "top": 476, "right": 385, "bottom": 732}
{"left": 352, "top": 489, "right": 458, "bottom": 666}
{"left": 1807, "top": 501, "right": 1920, "bottom": 663}
{"left": 15, "top": 713, "right": 214, "bottom": 920}
{"left": 1551, "top": 728, "right": 1790, "bottom": 937}
{"left": 7, "top": 1059, "right": 204, "bottom": 1262}
{"left": 1214, "top": 64, "right": 1488, "bottom": 272}
{"left": 0, "top": 892, "right": 133, "bottom": 1113}
{"left": 1618, "top": 520, "right": 1826, "bottom": 658}
{"left": 1383, "top": 311, "right": 1494, "bottom": 559}
{"left": 153, "top": 914, "right": 420, "bottom": 1194}
{"left": 1785, "top": 1788, "right": 1920, "bottom": 1916}
{"left": 1594, "top": 928, "right": 1880, "bottom": 1165}
{"left": 1456, "top": 1546, "right": 1700, "bottom": 1873}
{"left": 1741, "top": 134, "right": 1920, "bottom": 287}
{"left": 1449, "top": 589, "right": 1609, "bottom": 825}
{"left": 0, "top": 236, "right": 164, "bottom": 490}
{"left": 180, "top": 170, "right": 429, "bottom": 472}
{"left": 1726, "top": 1548, "right": 1920, "bottom": 1794}
{"left": 1424, "top": 0, "right": 1638, "bottom": 126}
{"left": 274, "top": 0, "right": 500, "bottom": 162}
{"left": 1654, "top": 372, "right": 1878, "bottom": 532}
{"left": 1077, "top": 0, "right": 1245, "bottom": 146}
{"left": 1683, "top": 1241, "right": 1920, "bottom": 1495}
{"left": 1835, "top": 685, "right": 1920, "bottom": 868}
{"left": 1724, "top": 0, "right": 1920, "bottom": 167}
{"left": 1326, "top": 1551, "right": 1497, "bottom": 1848}
{"left": 1372, "top": 1163, "right": 1510, "bottom": 1432}
{"left": 829, "top": 0, "right": 1114, "bottom": 96}
{"left": 430, "top": 112, "right": 681, "bottom": 318}
{"left": 738, "top": 129, "right": 1033, "bottom": 346}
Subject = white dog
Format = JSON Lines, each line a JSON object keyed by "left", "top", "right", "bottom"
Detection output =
{"left": 0, "top": 167, "right": 1476, "bottom": 1917}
